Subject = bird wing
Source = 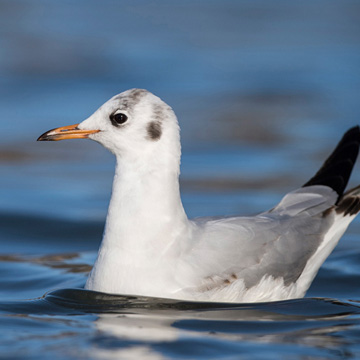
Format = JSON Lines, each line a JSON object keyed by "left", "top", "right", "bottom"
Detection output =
{"left": 176, "top": 127, "right": 360, "bottom": 299}
{"left": 181, "top": 185, "right": 337, "bottom": 290}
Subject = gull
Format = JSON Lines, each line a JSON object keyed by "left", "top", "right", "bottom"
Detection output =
{"left": 38, "top": 89, "right": 360, "bottom": 303}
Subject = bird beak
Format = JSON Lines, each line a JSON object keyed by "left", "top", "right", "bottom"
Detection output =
{"left": 37, "top": 124, "right": 100, "bottom": 141}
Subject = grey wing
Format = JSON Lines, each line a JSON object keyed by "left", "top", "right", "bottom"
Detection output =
{"left": 185, "top": 185, "right": 337, "bottom": 289}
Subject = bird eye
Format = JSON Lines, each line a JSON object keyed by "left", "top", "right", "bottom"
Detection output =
{"left": 110, "top": 112, "right": 128, "bottom": 126}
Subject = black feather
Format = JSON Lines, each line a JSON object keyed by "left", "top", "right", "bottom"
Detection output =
{"left": 336, "top": 195, "right": 360, "bottom": 216}
{"left": 303, "top": 126, "right": 360, "bottom": 202}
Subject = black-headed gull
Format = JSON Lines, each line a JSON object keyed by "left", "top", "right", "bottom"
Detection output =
{"left": 38, "top": 89, "right": 360, "bottom": 303}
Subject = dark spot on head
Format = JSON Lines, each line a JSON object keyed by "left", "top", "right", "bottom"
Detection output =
{"left": 231, "top": 273, "right": 237, "bottom": 280}
{"left": 223, "top": 279, "right": 230, "bottom": 285}
{"left": 147, "top": 121, "right": 162, "bottom": 141}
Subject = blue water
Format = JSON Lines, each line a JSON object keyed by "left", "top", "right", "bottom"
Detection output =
{"left": 1, "top": 1, "right": 360, "bottom": 359}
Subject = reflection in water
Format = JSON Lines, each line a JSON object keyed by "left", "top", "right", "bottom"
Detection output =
{"left": 90, "top": 312, "right": 358, "bottom": 359}
{"left": 43, "top": 289, "right": 360, "bottom": 359}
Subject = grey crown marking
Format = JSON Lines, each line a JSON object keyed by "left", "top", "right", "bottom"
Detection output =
{"left": 114, "top": 89, "right": 148, "bottom": 113}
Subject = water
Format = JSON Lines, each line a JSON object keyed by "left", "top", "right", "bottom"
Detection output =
{"left": 1, "top": 1, "right": 360, "bottom": 359}
{"left": 2, "top": 290, "right": 360, "bottom": 359}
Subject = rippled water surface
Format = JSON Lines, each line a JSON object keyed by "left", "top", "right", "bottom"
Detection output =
{"left": 1, "top": 1, "right": 360, "bottom": 359}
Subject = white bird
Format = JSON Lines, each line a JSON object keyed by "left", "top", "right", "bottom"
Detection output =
{"left": 38, "top": 89, "right": 360, "bottom": 303}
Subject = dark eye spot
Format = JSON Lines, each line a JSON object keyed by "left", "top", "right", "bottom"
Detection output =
{"left": 110, "top": 112, "right": 128, "bottom": 126}
{"left": 147, "top": 121, "right": 162, "bottom": 140}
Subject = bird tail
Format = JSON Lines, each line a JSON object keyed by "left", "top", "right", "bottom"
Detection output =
{"left": 303, "top": 126, "right": 360, "bottom": 203}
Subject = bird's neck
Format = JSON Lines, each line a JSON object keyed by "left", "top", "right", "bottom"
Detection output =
{"left": 85, "top": 153, "right": 191, "bottom": 295}
{"left": 101, "top": 157, "right": 188, "bottom": 259}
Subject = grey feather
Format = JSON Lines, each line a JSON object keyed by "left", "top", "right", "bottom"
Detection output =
{"left": 186, "top": 185, "right": 337, "bottom": 290}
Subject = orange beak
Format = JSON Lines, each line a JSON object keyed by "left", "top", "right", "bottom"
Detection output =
{"left": 37, "top": 124, "right": 100, "bottom": 141}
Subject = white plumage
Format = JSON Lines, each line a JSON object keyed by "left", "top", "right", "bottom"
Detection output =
{"left": 38, "top": 89, "right": 360, "bottom": 303}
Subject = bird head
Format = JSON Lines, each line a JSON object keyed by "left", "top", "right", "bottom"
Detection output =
{"left": 38, "top": 89, "right": 181, "bottom": 168}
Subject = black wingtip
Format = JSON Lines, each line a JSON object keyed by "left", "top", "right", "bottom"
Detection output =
{"left": 303, "top": 126, "right": 360, "bottom": 201}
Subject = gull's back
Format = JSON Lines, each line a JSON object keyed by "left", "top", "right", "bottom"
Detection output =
{"left": 174, "top": 127, "right": 360, "bottom": 302}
